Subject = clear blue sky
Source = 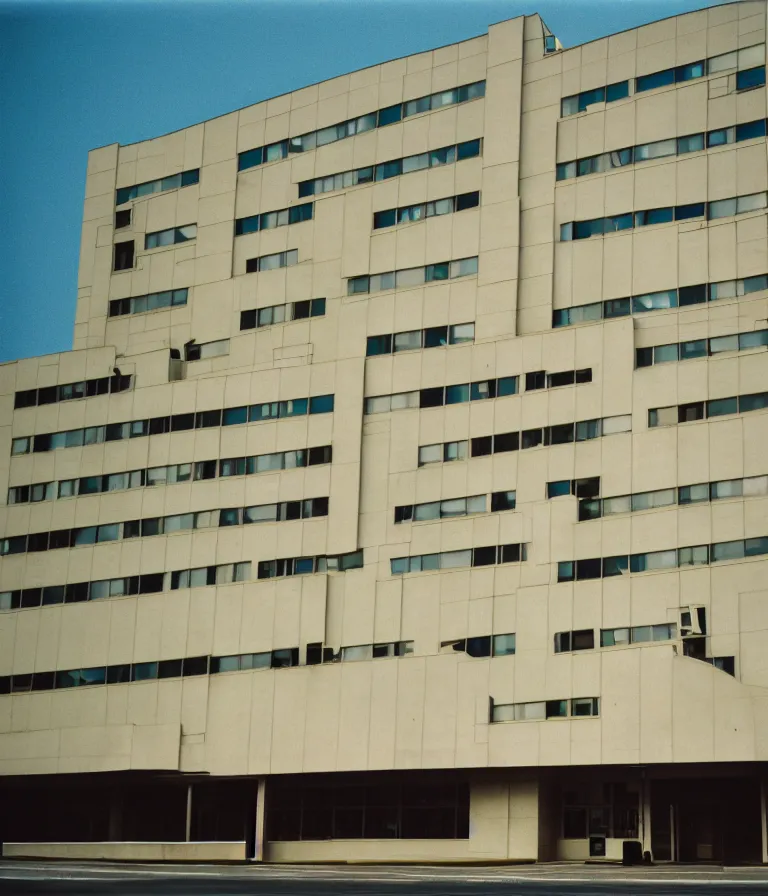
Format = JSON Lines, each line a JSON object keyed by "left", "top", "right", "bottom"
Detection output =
{"left": 0, "top": 0, "right": 730, "bottom": 363}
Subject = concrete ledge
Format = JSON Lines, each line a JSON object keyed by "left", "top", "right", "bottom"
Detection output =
{"left": 2, "top": 842, "right": 246, "bottom": 862}
{"left": 267, "top": 839, "right": 529, "bottom": 863}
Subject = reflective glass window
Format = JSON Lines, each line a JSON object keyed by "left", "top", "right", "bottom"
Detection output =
{"left": 737, "top": 67, "right": 766, "bottom": 91}
{"left": 678, "top": 133, "right": 705, "bottom": 153}
{"left": 636, "top": 69, "right": 675, "bottom": 92}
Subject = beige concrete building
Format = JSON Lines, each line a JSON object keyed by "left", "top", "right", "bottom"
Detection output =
{"left": 1, "top": 0, "right": 768, "bottom": 865}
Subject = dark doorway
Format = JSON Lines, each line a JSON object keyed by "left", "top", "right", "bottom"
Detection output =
{"left": 191, "top": 779, "right": 256, "bottom": 853}
{"left": 651, "top": 776, "right": 762, "bottom": 864}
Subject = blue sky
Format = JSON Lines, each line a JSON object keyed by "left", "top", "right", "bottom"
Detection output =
{"left": 0, "top": 0, "right": 730, "bottom": 363}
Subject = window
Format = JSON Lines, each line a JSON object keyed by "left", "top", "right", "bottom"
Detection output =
{"left": 374, "top": 192, "right": 480, "bottom": 229}
{"left": 636, "top": 68, "right": 675, "bottom": 92}
{"left": 737, "top": 66, "right": 766, "bottom": 91}
{"left": 269, "top": 778, "right": 468, "bottom": 841}
{"left": 418, "top": 443, "right": 443, "bottom": 465}
{"left": 397, "top": 494, "right": 486, "bottom": 524}
{"left": 109, "top": 288, "right": 188, "bottom": 317}
{"left": 348, "top": 257, "right": 478, "bottom": 295}
{"left": 554, "top": 630, "right": 595, "bottom": 653}
{"left": 390, "top": 544, "right": 526, "bottom": 575}
{"left": 367, "top": 376, "right": 516, "bottom": 415}
{"left": 240, "top": 298, "right": 325, "bottom": 330}
{"left": 116, "top": 169, "right": 199, "bottom": 205}
{"left": 235, "top": 203, "right": 313, "bottom": 235}
{"left": 490, "top": 490, "right": 516, "bottom": 512}
{"left": 115, "top": 209, "right": 131, "bottom": 229}
{"left": 13, "top": 375, "right": 131, "bottom": 410}
{"left": 185, "top": 339, "right": 229, "bottom": 361}
{"left": 145, "top": 225, "right": 196, "bottom": 249}
{"left": 492, "top": 634, "right": 516, "bottom": 656}
{"left": 491, "top": 697, "right": 599, "bottom": 722}
{"left": 547, "top": 480, "right": 570, "bottom": 499}
{"left": 635, "top": 138, "right": 677, "bottom": 161}
{"left": 571, "top": 697, "right": 599, "bottom": 717}
{"left": 526, "top": 371, "right": 545, "bottom": 391}
{"left": 366, "top": 322, "right": 474, "bottom": 356}
{"left": 246, "top": 249, "right": 299, "bottom": 273}
{"left": 561, "top": 81, "right": 628, "bottom": 116}
{"left": 548, "top": 368, "right": 591, "bottom": 388}
{"left": 114, "top": 240, "right": 134, "bottom": 271}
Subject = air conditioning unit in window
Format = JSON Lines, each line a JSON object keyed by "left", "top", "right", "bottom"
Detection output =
{"left": 680, "top": 606, "right": 706, "bottom": 637}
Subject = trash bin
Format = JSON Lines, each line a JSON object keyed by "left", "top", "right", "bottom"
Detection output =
{"left": 589, "top": 835, "right": 606, "bottom": 857}
{"left": 622, "top": 840, "right": 643, "bottom": 865}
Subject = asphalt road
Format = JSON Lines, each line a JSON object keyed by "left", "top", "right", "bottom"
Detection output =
{"left": 5, "top": 885, "right": 768, "bottom": 896}
{"left": 4, "top": 863, "right": 768, "bottom": 896}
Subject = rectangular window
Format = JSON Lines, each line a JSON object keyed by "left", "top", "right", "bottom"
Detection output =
{"left": 492, "top": 634, "right": 516, "bottom": 656}
{"left": 236, "top": 203, "right": 312, "bottom": 234}
{"left": 636, "top": 68, "right": 674, "bottom": 92}
{"left": 116, "top": 169, "right": 199, "bottom": 205}
{"left": 246, "top": 249, "right": 299, "bottom": 273}
{"left": 185, "top": 339, "right": 229, "bottom": 361}
{"left": 114, "top": 240, "right": 134, "bottom": 271}
{"left": 737, "top": 66, "right": 766, "bottom": 91}
{"left": 145, "top": 225, "right": 196, "bottom": 250}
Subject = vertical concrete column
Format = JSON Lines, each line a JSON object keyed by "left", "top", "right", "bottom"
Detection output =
{"left": 185, "top": 784, "right": 193, "bottom": 842}
{"left": 761, "top": 777, "right": 768, "bottom": 864}
{"left": 253, "top": 778, "right": 267, "bottom": 861}
{"left": 641, "top": 773, "right": 652, "bottom": 856}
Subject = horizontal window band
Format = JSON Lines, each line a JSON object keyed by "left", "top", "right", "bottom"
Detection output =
{"left": 238, "top": 82, "right": 485, "bottom": 172}
{"left": 560, "top": 46, "right": 765, "bottom": 117}
{"left": 579, "top": 474, "right": 768, "bottom": 521}
{"left": 649, "top": 391, "right": 768, "bottom": 427}
{"left": 240, "top": 298, "right": 325, "bottom": 331}
{"left": 560, "top": 192, "right": 767, "bottom": 242}
{"left": 553, "top": 274, "right": 768, "bottom": 328}
{"left": 257, "top": 551, "right": 364, "bottom": 579}
{"left": 395, "top": 490, "right": 516, "bottom": 523}
{"left": 235, "top": 202, "right": 313, "bottom": 235}
{"left": 145, "top": 224, "right": 196, "bottom": 250}
{"left": 372, "top": 191, "right": 479, "bottom": 230}
{"left": 366, "top": 323, "right": 474, "bottom": 356}
{"left": 14, "top": 374, "right": 132, "bottom": 410}
{"left": 417, "top": 414, "right": 631, "bottom": 466}
{"left": 0, "top": 650, "right": 300, "bottom": 695}
{"left": 557, "top": 535, "right": 768, "bottom": 582}
{"left": 491, "top": 697, "right": 599, "bottom": 722}
{"left": 0, "top": 498, "right": 330, "bottom": 557}
{"left": 636, "top": 328, "right": 768, "bottom": 367}
{"left": 109, "top": 288, "right": 188, "bottom": 317}
{"left": 557, "top": 119, "right": 768, "bottom": 182}
{"left": 10, "top": 395, "right": 335, "bottom": 457}
{"left": 348, "top": 257, "right": 478, "bottom": 296}
{"left": 7, "top": 445, "right": 333, "bottom": 506}
{"left": 116, "top": 169, "right": 199, "bottom": 206}
{"left": 366, "top": 375, "right": 519, "bottom": 414}
{"left": 298, "top": 139, "right": 481, "bottom": 197}
{"left": 391, "top": 543, "right": 526, "bottom": 575}
{"left": 0, "top": 562, "right": 253, "bottom": 611}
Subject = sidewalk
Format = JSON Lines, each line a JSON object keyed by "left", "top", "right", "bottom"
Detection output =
{"left": 3, "top": 859, "right": 768, "bottom": 883}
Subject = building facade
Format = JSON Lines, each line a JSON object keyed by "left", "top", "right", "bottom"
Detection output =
{"left": 2, "top": 0, "right": 768, "bottom": 865}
